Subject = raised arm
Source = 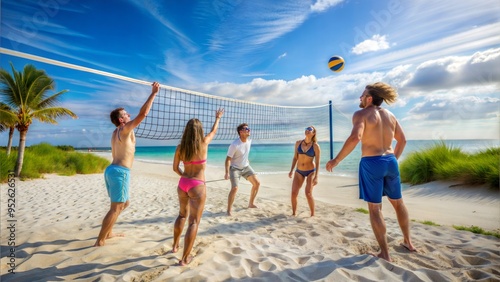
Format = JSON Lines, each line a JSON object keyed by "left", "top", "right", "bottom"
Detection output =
{"left": 205, "top": 108, "right": 224, "bottom": 143}
{"left": 122, "top": 82, "right": 160, "bottom": 134}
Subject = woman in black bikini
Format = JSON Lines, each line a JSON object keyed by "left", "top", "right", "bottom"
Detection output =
{"left": 288, "top": 125, "right": 321, "bottom": 216}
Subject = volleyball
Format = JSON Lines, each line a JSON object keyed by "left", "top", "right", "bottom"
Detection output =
{"left": 328, "top": 55, "right": 345, "bottom": 72}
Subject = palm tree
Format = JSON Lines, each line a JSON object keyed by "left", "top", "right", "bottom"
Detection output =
{"left": 0, "top": 102, "right": 16, "bottom": 155}
{"left": 0, "top": 63, "right": 78, "bottom": 176}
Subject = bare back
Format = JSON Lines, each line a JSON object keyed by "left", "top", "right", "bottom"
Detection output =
{"left": 180, "top": 144, "right": 209, "bottom": 181}
{"left": 111, "top": 126, "right": 136, "bottom": 168}
{"left": 359, "top": 106, "right": 397, "bottom": 157}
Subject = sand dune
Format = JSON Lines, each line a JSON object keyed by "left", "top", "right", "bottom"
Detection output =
{"left": 1, "top": 160, "right": 499, "bottom": 281}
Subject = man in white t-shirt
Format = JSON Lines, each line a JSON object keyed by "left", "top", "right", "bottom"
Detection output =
{"left": 224, "top": 123, "right": 260, "bottom": 216}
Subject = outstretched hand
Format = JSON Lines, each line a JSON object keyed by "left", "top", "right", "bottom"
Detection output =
{"left": 151, "top": 82, "right": 160, "bottom": 94}
{"left": 216, "top": 108, "right": 224, "bottom": 119}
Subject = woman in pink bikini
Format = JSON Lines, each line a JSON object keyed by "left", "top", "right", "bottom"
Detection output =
{"left": 172, "top": 108, "right": 224, "bottom": 266}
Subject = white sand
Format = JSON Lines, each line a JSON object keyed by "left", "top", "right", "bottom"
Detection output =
{"left": 1, "top": 159, "right": 499, "bottom": 281}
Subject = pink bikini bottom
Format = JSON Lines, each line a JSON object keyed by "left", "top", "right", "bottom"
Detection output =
{"left": 178, "top": 177, "right": 205, "bottom": 192}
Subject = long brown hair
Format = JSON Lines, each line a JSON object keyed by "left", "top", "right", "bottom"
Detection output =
{"left": 179, "top": 118, "right": 204, "bottom": 161}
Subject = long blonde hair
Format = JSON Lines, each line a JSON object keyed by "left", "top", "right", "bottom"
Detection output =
{"left": 365, "top": 82, "right": 398, "bottom": 105}
{"left": 179, "top": 118, "right": 204, "bottom": 161}
{"left": 309, "top": 125, "right": 317, "bottom": 143}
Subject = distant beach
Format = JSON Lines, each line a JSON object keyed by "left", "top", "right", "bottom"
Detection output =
{"left": 87, "top": 139, "right": 499, "bottom": 178}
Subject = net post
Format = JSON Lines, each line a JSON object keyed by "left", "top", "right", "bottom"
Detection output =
{"left": 329, "top": 100, "right": 333, "bottom": 160}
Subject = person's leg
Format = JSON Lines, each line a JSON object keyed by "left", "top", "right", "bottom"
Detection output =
{"left": 94, "top": 202, "right": 126, "bottom": 246}
{"left": 180, "top": 185, "right": 206, "bottom": 266}
{"left": 291, "top": 172, "right": 305, "bottom": 216}
{"left": 173, "top": 189, "right": 189, "bottom": 253}
{"left": 227, "top": 169, "right": 240, "bottom": 216}
{"left": 246, "top": 175, "right": 260, "bottom": 208}
{"left": 108, "top": 199, "right": 129, "bottom": 238}
{"left": 368, "top": 202, "right": 391, "bottom": 261}
{"left": 304, "top": 175, "right": 315, "bottom": 217}
{"left": 227, "top": 186, "right": 238, "bottom": 216}
{"left": 388, "top": 198, "right": 416, "bottom": 252}
{"left": 383, "top": 155, "right": 416, "bottom": 252}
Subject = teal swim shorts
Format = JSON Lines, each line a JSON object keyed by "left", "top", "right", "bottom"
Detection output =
{"left": 104, "top": 164, "right": 130, "bottom": 203}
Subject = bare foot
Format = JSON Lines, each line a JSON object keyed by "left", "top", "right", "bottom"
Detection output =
{"left": 400, "top": 242, "right": 418, "bottom": 252}
{"left": 172, "top": 244, "right": 179, "bottom": 253}
{"left": 93, "top": 240, "right": 105, "bottom": 247}
{"left": 94, "top": 232, "right": 125, "bottom": 247}
{"left": 370, "top": 252, "right": 391, "bottom": 262}
{"left": 107, "top": 232, "right": 125, "bottom": 239}
{"left": 178, "top": 255, "right": 194, "bottom": 266}
{"left": 248, "top": 204, "right": 257, "bottom": 208}
{"left": 227, "top": 211, "right": 232, "bottom": 216}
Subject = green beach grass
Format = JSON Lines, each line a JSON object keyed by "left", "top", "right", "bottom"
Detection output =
{"left": 400, "top": 141, "right": 499, "bottom": 189}
{"left": 0, "top": 143, "right": 110, "bottom": 182}
{"left": 414, "top": 220, "right": 499, "bottom": 237}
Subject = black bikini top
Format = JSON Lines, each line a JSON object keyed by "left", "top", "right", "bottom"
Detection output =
{"left": 297, "top": 141, "right": 315, "bottom": 157}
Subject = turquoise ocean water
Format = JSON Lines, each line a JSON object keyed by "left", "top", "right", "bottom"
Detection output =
{"left": 120, "top": 139, "right": 498, "bottom": 178}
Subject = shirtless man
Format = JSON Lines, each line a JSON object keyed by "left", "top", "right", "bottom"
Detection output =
{"left": 326, "top": 82, "right": 416, "bottom": 261}
{"left": 94, "top": 82, "right": 160, "bottom": 247}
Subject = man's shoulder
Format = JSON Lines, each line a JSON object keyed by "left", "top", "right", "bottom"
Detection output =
{"left": 229, "top": 138, "right": 241, "bottom": 147}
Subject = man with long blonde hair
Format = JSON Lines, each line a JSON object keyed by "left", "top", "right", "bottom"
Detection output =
{"left": 326, "top": 82, "right": 416, "bottom": 261}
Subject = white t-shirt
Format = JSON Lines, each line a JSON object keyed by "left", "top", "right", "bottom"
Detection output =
{"left": 227, "top": 138, "right": 251, "bottom": 169}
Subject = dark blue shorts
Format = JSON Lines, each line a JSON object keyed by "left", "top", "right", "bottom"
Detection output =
{"left": 358, "top": 154, "right": 402, "bottom": 203}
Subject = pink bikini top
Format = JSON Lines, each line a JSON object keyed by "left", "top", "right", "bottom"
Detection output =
{"left": 183, "top": 159, "right": 207, "bottom": 165}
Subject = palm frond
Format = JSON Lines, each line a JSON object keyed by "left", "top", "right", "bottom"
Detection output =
{"left": 0, "top": 102, "right": 18, "bottom": 126}
{"left": 32, "top": 107, "right": 78, "bottom": 124}
{"left": 37, "top": 89, "right": 69, "bottom": 109}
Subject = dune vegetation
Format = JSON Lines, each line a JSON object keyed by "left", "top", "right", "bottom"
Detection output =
{"left": 0, "top": 143, "right": 109, "bottom": 182}
{"left": 400, "top": 142, "right": 499, "bottom": 189}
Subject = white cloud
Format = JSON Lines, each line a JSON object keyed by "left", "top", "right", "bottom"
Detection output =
{"left": 346, "top": 22, "right": 500, "bottom": 74}
{"left": 351, "top": 35, "right": 390, "bottom": 55}
{"left": 404, "top": 48, "right": 500, "bottom": 91}
{"left": 310, "top": 0, "right": 344, "bottom": 13}
{"left": 405, "top": 96, "right": 499, "bottom": 121}
{"left": 278, "top": 52, "right": 287, "bottom": 59}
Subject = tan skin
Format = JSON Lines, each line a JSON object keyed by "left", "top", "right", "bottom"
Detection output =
{"left": 326, "top": 89, "right": 416, "bottom": 261}
{"left": 288, "top": 126, "right": 321, "bottom": 216}
{"left": 224, "top": 127, "right": 260, "bottom": 216}
{"left": 172, "top": 108, "right": 224, "bottom": 266}
{"left": 94, "top": 82, "right": 160, "bottom": 247}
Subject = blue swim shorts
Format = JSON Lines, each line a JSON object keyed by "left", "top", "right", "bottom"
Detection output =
{"left": 104, "top": 164, "right": 130, "bottom": 203}
{"left": 358, "top": 154, "right": 402, "bottom": 203}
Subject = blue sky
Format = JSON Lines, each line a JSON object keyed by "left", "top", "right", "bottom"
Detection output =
{"left": 1, "top": 0, "right": 499, "bottom": 148}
